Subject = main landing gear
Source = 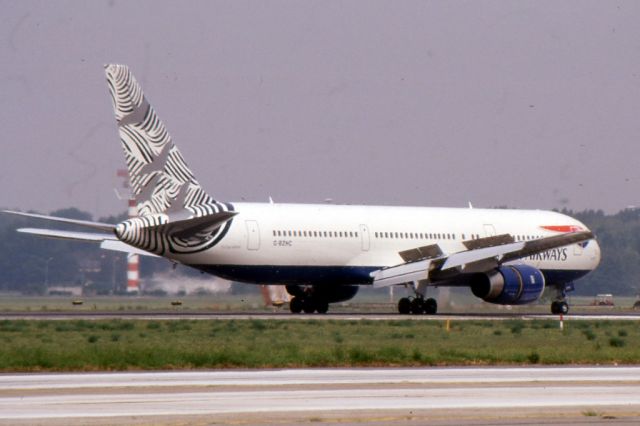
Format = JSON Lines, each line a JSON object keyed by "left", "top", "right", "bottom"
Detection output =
{"left": 398, "top": 296, "right": 438, "bottom": 315}
{"left": 398, "top": 282, "right": 438, "bottom": 315}
{"left": 289, "top": 296, "right": 329, "bottom": 314}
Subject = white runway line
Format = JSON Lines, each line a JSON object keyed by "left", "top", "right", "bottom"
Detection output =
{"left": 2, "top": 385, "right": 640, "bottom": 420}
{"left": 1, "top": 367, "right": 640, "bottom": 420}
{"left": 3, "top": 366, "right": 640, "bottom": 389}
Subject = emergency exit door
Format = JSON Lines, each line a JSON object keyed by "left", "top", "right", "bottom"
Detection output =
{"left": 245, "top": 220, "right": 260, "bottom": 250}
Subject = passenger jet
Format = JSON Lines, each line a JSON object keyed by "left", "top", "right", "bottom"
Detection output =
{"left": 5, "top": 65, "right": 601, "bottom": 315}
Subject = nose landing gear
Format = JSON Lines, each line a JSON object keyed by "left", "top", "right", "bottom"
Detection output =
{"left": 550, "top": 283, "right": 572, "bottom": 315}
{"left": 551, "top": 300, "right": 569, "bottom": 315}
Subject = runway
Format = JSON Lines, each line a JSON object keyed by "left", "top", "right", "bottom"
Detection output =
{"left": 1, "top": 311, "right": 640, "bottom": 321}
{"left": 2, "top": 367, "right": 640, "bottom": 425}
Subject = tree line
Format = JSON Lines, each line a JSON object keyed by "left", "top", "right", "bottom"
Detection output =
{"left": 0, "top": 207, "right": 638, "bottom": 296}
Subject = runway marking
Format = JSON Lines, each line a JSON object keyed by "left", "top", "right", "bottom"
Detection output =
{"left": 1, "top": 367, "right": 640, "bottom": 421}
{"left": 1, "top": 312, "right": 640, "bottom": 321}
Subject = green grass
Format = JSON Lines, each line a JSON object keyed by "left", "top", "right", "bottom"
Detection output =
{"left": 0, "top": 319, "right": 639, "bottom": 371}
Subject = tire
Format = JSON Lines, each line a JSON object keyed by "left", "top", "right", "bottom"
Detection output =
{"left": 290, "top": 296, "right": 303, "bottom": 314}
{"left": 398, "top": 297, "right": 411, "bottom": 314}
{"left": 424, "top": 298, "right": 438, "bottom": 315}
{"left": 316, "top": 300, "right": 329, "bottom": 314}
{"left": 551, "top": 301, "right": 569, "bottom": 315}
{"left": 410, "top": 298, "right": 425, "bottom": 315}
{"left": 302, "top": 298, "right": 316, "bottom": 314}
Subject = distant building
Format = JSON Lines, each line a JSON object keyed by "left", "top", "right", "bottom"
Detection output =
{"left": 47, "top": 286, "right": 83, "bottom": 296}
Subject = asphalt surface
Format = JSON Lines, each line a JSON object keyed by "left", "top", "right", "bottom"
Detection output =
{"left": 1, "top": 311, "right": 640, "bottom": 320}
{"left": 1, "top": 367, "right": 640, "bottom": 425}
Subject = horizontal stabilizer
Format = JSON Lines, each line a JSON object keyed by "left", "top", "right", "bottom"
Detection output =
{"left": 4, "top": 210, "right": 114, "bottom": 232}
{"left": 100, "top": 240, "right": 158, "bottom": 257}
{"left": 17, "top": 228, "right": 115, "bottom": 242}
{"left": 18, "top": 228, "right": 157, "bottom": 257}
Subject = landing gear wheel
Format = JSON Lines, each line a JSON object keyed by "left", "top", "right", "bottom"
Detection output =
{"left": 302, "top": 298, "right": 316, "bottom": 314}
{"left": 290, "top": 297, "right": 303, "bottom": 314}
{"left": 410, "top": 298, "right": 425, "bottom": 315}
{"left": 315, "top": 300, "right": 329, "bottom": 314}
{"left": 398, "top": 297, "right": 411, "bottom": 314}
{"left": 559, "top": 301, "right": 569, "bottom": 315}
{"left": 424, "top": 298, "right": 438, "bottom": 315}
{"left": 551, "top": 301, "right": 569, "bottom": 315}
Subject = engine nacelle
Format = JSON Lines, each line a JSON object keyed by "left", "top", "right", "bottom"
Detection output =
{"left": 470, "top": 265, "right": 545, "bottom": 305}
{"left": 285, "top": 284, "right": 359, "bottom": 303}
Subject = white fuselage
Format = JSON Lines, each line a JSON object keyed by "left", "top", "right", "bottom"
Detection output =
{"left": 168, "top": 203, "right": 601, "bottom": 287}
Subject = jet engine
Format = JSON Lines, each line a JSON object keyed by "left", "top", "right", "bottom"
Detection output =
{"left": 470, "top": 265, "right": 545, "bottom": 305}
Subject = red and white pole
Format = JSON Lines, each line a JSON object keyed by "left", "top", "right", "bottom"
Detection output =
{"left": 126, "top": 197, "right": 140, "bottom": 293}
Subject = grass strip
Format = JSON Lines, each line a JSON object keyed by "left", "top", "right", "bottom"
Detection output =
{"left": 0, "top": 319, "right": 638, "bottom": 371}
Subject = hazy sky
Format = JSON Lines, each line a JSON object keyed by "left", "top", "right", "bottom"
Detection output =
{"left": 2, "top": 1, "right": 640, "bottom": 218}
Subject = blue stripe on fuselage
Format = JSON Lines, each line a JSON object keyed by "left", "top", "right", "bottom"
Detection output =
{"left": 189, "top": 264, "right": 590, "bottom": 287}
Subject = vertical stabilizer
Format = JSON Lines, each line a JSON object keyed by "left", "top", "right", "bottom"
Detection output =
{"left": 104, "top": 64, "right": 223, "bottom": 218}
{"left": 105, "top": 64, "right": 234, "bottom": 256}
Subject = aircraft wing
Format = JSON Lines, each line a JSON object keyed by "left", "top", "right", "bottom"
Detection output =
{"left": 370, "top": 258, "right": 437, "bottom": 288}
{"left": 17, "top": 228, "right": 157, "bottom": 257}
{"left": 371, "top": 230, "right": 594, "bottom": 288}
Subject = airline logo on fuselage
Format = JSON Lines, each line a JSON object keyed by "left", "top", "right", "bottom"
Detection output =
{"left": 540, "top": 225, "right": 583, "bottom": 233}
{"left": 528, "top": 247, "right": 568, "bottom": 262}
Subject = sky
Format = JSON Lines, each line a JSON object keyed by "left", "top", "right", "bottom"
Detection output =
{"left": 2, "top": 0, "right": 640, "bottom": 218}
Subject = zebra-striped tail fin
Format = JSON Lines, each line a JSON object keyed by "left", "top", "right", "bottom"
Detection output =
{"left": 104, "top": 64, "right": 224, "bottom": 218}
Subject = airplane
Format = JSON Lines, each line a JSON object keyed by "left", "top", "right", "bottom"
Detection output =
{"left": 4, "top": 64, "right": 601, "bottom": 315}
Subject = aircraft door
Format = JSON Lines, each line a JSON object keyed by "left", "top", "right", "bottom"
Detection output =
{"left": 483, "top": 224, "right": 496, "bottom": 237}
{"left": 245, "top": 220, "right": 260, "bottom": 250}
{"left": 359, "top": 224, "right": 370, "bottom": 251}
